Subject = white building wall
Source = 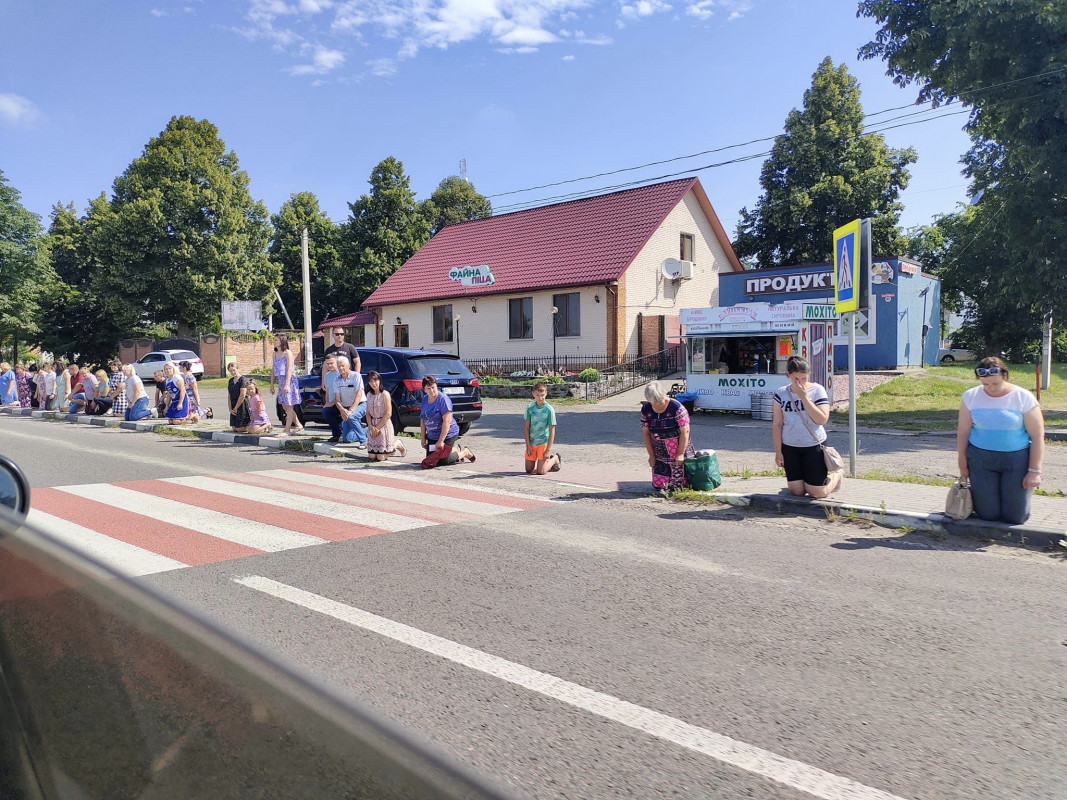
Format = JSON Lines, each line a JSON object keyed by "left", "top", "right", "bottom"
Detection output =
{"left": 620, "top": 189, "right": 726, "bottom": 354}
{"left": 378, "top": 285, "right": 608, "bottom": 360}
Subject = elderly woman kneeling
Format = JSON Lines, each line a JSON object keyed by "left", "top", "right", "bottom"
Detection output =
{"left": 641, "top": 381, "right": 695, "bottom": 490}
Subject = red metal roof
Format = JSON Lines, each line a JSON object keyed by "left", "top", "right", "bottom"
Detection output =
{"left": 363, "top": 177, "right": 738, "bottom": 307}
{"left": 318, "top": 310, "right": 377, "bottom": 330}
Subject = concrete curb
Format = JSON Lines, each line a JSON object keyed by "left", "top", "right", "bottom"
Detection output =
{"left": 711, "top": 490, "right": 1065, "bottom": 549}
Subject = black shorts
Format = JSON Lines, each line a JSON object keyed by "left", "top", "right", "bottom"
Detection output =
{"left": 781, "top": 443, "right": 828, "bottom": 486}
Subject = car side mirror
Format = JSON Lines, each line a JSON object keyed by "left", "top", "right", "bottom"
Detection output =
{"left": 0, "top": 455, "right": 30, "bottom": 516}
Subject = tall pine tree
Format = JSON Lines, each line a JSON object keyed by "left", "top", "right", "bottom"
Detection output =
{"left": 733, "top": 57, "right": 916, "bottom": 268}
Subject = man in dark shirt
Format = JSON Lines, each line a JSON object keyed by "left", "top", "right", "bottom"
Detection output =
{"left": 323, "top": 328, "right": 360, "bottom": 383}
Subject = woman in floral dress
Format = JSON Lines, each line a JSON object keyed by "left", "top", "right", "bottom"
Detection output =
{"left": 14, "top": 363, "right": 33, "bottom": 408}
{"left": 365, "top": 371, "right": 406, "bottom": 460}
{"left": 640, "top": 380, "right": 695, "bottom": 490}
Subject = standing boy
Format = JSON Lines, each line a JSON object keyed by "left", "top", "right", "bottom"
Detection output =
{"left": 524, "top": 382, "right": 561, "bottom": 474}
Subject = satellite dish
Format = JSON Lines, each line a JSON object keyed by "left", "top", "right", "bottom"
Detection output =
{"left": 662, "top": 258, "right": 682, "bottom": 280}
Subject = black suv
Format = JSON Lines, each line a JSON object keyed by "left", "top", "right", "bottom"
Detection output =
{"left": 282, "top": 347, "right": 483, "bottom": 434}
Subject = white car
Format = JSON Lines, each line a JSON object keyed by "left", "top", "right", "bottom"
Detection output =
{"left": 132, "top": 350, "right": 205, "bottom": 380}
{"left": 937, "top": 345, "right": 976, "bottom": 363}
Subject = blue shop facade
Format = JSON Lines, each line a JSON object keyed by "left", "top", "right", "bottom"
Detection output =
{"left": 678, "top": 259, "right": 939, "bottom": 410}
{"left": 717, "top": 259, "right": 940, "bottom": 370}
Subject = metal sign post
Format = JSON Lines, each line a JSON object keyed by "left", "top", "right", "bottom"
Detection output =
{"left": 833, "top": 218, "right": 869, "bottom": 477}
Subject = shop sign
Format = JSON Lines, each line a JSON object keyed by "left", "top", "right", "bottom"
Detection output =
{"left": 778, "top": 336, "right": 792, "bottom": 357}
{"left": 743, "top": 270, "right": 831, "bottom": 296}
{"left": 687, "top": 374, "right": 791, "bottom": 411}
{"left": 681, "top": 303, "right": 803, "bottom": 334}
{"left": 448, "top": 264, "right": 495, "bottom": 287}
{"left": 802, "top": 304, "right": 838, "bottom": 320}
{"left": 898, "top": 262, "right": 918, "bottom": 275}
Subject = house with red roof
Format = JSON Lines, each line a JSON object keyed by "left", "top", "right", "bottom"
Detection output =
{"left": 316, "top": 309, "right": 378, "bottom": 346}
{"left": 361, "top": 177, "right": 744, "bottom": 363}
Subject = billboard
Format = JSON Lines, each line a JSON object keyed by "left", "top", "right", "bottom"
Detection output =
{"left": 221, "top": 301, "right": 265, "bottom": 332}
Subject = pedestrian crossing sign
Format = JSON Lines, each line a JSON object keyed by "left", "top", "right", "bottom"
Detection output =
{"left": 833, "top": 219, "right": 861, "bottom": 314}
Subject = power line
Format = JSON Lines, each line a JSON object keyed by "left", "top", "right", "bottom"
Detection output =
{"left": 486, "top": 65, "right": 1067, "bottom": 203}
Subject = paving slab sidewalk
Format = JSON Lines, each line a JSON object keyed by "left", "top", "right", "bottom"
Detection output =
{"left": 711, "top": 475, "right": 1066, "bottom": 549}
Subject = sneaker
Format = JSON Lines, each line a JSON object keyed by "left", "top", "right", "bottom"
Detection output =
{"left": 354, "top": 442, "right": 367, "bottom": 450}
{"left": 329, "top": 436, "right": 341, "bottom": 443}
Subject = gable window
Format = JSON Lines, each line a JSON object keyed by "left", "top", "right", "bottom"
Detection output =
{"left": 552, "top": 292, "right": 581, "bottom": 337}
{"left": 432, "top": 304, "right": 453, "bottom": 342}
{"left": 680, "top": 233, "right": 695, "bottom": 262}
{"left": 508, "top": 297, "right": 533, "bottom": 339}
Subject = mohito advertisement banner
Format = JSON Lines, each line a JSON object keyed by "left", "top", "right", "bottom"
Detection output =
{"left": 688, "top": 373, "right": 791, "bottom": 410}
{"left": 680, "top": 303, "right": 803, "bottom": 335}
{"left": 743, "top": 270, "right": 831, "bottom": 295}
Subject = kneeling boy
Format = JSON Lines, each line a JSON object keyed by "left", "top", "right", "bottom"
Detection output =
{"left": 524, "top": 382, "right": 561, "bottom": 474}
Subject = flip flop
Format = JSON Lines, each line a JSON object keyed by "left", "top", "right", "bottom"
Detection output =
{"left": 549, "top": 453, "right": 562, "bottom": 472}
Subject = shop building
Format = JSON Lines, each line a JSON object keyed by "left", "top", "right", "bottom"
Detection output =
{"left": 679, "top": 259, "right": 939, "bottom": 410}
{"left": 360, "top": 177, "right": 744, "bottom": 364}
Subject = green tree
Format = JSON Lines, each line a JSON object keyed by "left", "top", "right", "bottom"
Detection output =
{"left": 90, "top": 116, "right": 279, "bottom": 336}
{"left": 39, "top": 199, "right": 132, "bottom": 364}
{"left": 428, "top": 176, "right": 492, "bottom": 235}
{"left": 269, "top": 192, "right": 345, "bottom": 328}
{"left": 733, "top": 57, "right": 917, "bottom": 268}
{"left": 860, "top": 0, "right": 1067, "bottom": 322}
{"left": 344, "top": 157, "right": 433, "bottom": 302}
{"left": 0, "top": 169, "right": 53, "bottom": 360}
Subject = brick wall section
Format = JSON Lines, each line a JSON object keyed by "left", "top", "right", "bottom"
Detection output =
{"left": 638, "top": 313, "right": 663, "bottom": 356}
{"left": 117, "top": 334, "right": 304, "bottom": 377}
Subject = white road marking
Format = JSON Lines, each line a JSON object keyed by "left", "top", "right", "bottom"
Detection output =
{"left": 252, "top": 468, "right": 518, "bottom": 516}
{"left": 55, "top": 484, "right": 325, "bottom": 552}
{"left": 163, "top": 474, "right": 435, "bottom": 532}
{"left": 0, "top": 426, "right": 187, "bottom": 470}
{"left": 236, "top": 576, "right": 912, "bottom": 800}
{"left": 27, "top": 510, "right": 187, "bottom": 576}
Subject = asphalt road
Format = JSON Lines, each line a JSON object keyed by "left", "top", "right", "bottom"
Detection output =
{"left": 3, "top": 414, "right": 1066, "bottom": 800}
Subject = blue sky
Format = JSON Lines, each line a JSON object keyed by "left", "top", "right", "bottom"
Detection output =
{"left": 1, "top": 0, "right": 974, "bottom": 238}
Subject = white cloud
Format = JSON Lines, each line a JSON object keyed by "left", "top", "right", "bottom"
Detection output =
{"left": 562, "top": 53, "right": 575, "bottom": 60}
{"left": 298, "top": 0, "right": 333, "bottom": 11}
{"left": 286, "top": 45, "right": 346, "bottom": 74}
{"left": 619, "top": 0, "right": 671, "bottom": 21}
{"left": 150, "top": 8, "right": 168, "bottom": 17}
{"left": 0, "top": 93, "right": 41, "bottom": 127}
{"left": 367, "top": 57, "right": 397, "bottom": 76}
{"left": 685, "top": 0, "right": 713, "bottom": 20}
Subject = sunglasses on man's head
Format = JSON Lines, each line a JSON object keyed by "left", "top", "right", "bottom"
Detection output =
{"left": 975, "top": 367, "right": 1004, "bottom": 377}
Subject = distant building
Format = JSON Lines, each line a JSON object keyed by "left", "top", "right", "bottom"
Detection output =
{"left": 359, "top": 177, "right": 744, "bottom": 364}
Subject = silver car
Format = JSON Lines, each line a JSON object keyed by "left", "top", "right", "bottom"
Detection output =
{"left": 131, "top": 349, "right": 205, "bottom": 379}
{"left": 937, "top": 344, "right": 976, "bottom": 363}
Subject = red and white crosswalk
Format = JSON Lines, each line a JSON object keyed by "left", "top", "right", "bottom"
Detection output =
{"left": 28, "top": 465, "right": 551, "bottom": 577}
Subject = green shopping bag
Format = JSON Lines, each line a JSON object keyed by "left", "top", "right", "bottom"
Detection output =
{"left": 684, "top": 450, "right": 721, "bottom": 491}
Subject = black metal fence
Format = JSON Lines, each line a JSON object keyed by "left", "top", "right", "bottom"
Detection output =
{"left": 579, "top": 348, "right": 682, "bottom": 401}
{"left": 464, "top": 354, "right": 617, "bottom": 377}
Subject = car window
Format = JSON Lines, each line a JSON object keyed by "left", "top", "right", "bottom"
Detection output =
{"left": 407, "top": 357, "right": 471, "bottom": 377}
{"left": 357, "top": 350, "right": 380, "bottom": 373}
{"left": 378, "top": 354, "right": 398, "bottom": 374}
{"left": 139, "top": 354, "right": 163, "bottom": 363}
{"left": 177, "top": 351, "right": 198, "bottom": 360}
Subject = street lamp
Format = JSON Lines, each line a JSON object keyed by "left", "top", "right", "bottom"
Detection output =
{"left": 550, "top": 306, "right": 558, "bottom": 375}
{"left": 454, "top": 314, "right": 461, "bottom": 358}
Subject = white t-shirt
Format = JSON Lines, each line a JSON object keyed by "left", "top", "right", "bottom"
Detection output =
{"left": 773, "top": 382, "right": 830, "bottom": 448}
{"left": 124, "top": 374, "right": 145, "bottom": 404}
{"left": 962, "top": 384, "right": 1039, "bottom": 452}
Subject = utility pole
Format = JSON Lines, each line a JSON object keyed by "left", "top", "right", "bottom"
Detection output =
{"left": 301, "top": 226, "right": 313, "bottom": 376}
{"left": 1041, "top": 311, "right": 1052, "bottom": 390}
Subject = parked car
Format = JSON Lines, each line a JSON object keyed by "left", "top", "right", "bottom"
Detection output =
{"left": 937, "top": 343, "right": 976, "bottom": 363}
{"left": 283, "top": 348, "right": 483, "bottom": 434}
{"left": 131, "top": 349, "right": 205, "bottom": 379}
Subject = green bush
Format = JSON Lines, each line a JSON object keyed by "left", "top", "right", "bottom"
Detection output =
{"left": 576, "top": 368, "right": 601, "bottom": 383}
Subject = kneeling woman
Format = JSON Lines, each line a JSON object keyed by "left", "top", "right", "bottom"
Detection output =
{"left": 772, "top": 356, "right": 842, "bottom": 498}
{"left": 162, "top": 362, "right": 195, "bottom": 424}
{"left": 365, "top": 371, "right": 406, "bottom": 460}
{"left": 419, "top": 375, "right": 474, "bottom": 467}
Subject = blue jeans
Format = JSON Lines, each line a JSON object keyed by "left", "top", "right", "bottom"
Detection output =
{"left": 322, "top": 402, "right": 367, "bottom": 443}
{"left": 125, "top": 396, "right": 152, "bottom": 421}
{"left": 966, "top": 444, "right": 1032, "bottom": 524}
